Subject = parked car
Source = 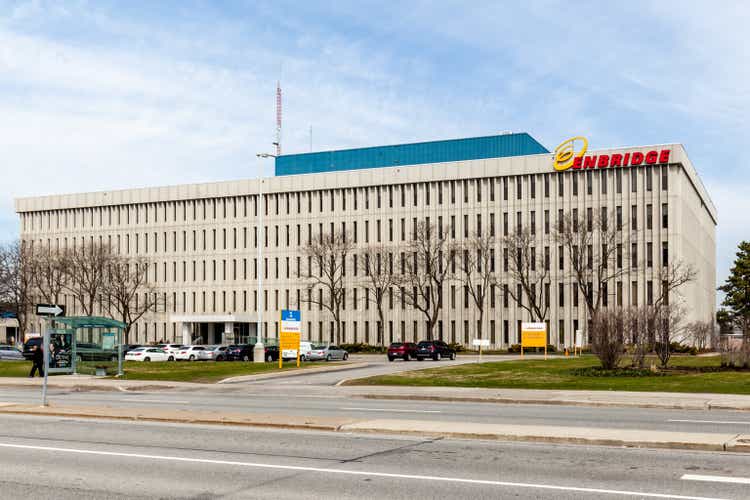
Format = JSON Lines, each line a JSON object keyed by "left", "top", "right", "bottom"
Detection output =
{"left": 387, "top": 342, "right": 419, "bottom": 362}
{"left": 225, "top": 344, "right": 254, "bottom": 361}
{"left": 22, "top": 337, "right": 43, "bottom": 360}
{"left": 156, "top": 344, "right": 183, "bottom": 361}
{"left": 125, "top": 347, "right": 169, "bottom": 362}
{"left": 0, "top": 345, "right": 23, "bottom": 361}
{"left": 123, "top": 344, "right": 143, "bottom": 353}
{"left": 415, "top": 340, "right": 456, "bottom": 361}
{"left": 75, "top": 343, "right": 119, "bottom": 362}
{"left": 259, "top": 345, "right": 279, "bottom": 362}
{"left": 175, "top": 345, "right": 207, "bottom": 361}
{"left": 307, "top": 345, "right": 348, "bottom": 361}
{"left": 202, "top": 345, "right": 228, "bottom": 361}
{"left": 282, "top": 341, "right": 313, "bottom": 361}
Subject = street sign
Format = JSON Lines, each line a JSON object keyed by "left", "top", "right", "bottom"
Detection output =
{"left": 36, "top": 303, "right": 65, "bottom": 317}
{"left": 472, "top": 339, "right": 490, "bottom": 347}
{"left": 279, "top": 310, "right": 302, "bottom": 368}
{"left": 521, "top": 322, "right": 548, "bottom": 359}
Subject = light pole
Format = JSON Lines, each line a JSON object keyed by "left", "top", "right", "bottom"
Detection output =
{"left": 255, "top": 153, "right": 276, "bottom": 361}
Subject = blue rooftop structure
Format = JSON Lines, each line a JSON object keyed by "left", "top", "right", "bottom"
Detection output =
{"left": 274, "top": 133, "right": 549, "bottom": 176}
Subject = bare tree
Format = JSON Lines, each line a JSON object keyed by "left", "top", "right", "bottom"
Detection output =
{"left": 106, "top": 257, "right": 163, "bottom": 344}
{"left": 399, "top": 221, "right": 454, "bottom": 341}
{"left": 685, "top": 320, "right": 714, "bottom": 351}
{"left": 650, "top": 260, "right": 696, "bottom": 367}
{"left": 654, "top": 302, "right": 687, "bottom": 368}
{"left": 303, "top": 231, "right": 353, "bottom": 345}
{"left": 0, "top": 241, "right": 35, "bottom": 342}
{"left": 501, "top": 228, "right": 550, "bottom": 323}
{"left": 64, "top": 241, "right": 116, "bottom": 316}
{"left": 459, "top": 232, "right": 501, "bottom": 341}
{"left": 624, "top": 306, "right": 653, "bottom": 369}
{"left": 590, "top": 307, "right": 626, "bottom": 370}
{"left": 359, "top": 245, "right": 399, "bottom": 346}
{"left": 554, "top": 210, "right": 626, "bottom": 318}
{"left": 30, "top": 246, "right": 69, "bottom": 305}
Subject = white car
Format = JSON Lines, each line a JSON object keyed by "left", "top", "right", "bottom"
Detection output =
{"left": 0, "top": 345, "right": 23, "bottom": 361}
{"left": 125, "top": 347, "right": 169, "bottom": 362}
{"left": 175, "top": 345, "right": 207, "bottom": 361}
{"left": 156, "top": 343, "right": 184, "bottom": 361}
{"left": 282, "top": 341, "right": 313, "bottom": 361}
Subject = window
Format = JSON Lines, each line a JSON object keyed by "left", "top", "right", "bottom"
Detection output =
{"left": 631, "top": 169, "right": 637, "bottom": 193}
{"left": 661, "top": 166, "right": 668, "bottom": 191}
{"left": 503, "top": 178, "right": 508, "bottom": 200}
{"left": 516, "top": 176, "right": 522, "bottom": 199}
{"left": 544, "top": 174, "right": 550, "bottom": 197}
{"left": 646, "top": 204, "right": 653, "bottom": 230}
{"left": 616, "top": 169, "right": 622, "bottom": 194}
{"left": 586, "top": 170, "right": 592, "bottom": 195}
{"left": 503, "top": 212, "right": 508, "bottom": 236}
{"left": 647, "top": 242, "right": 653, "bottom": 267}
{"left": 530, "top": 211, "right": 536, "bottom": 235}
{"left": 573, "top": 174, "right": 578, "bottom": 196}
{"left": 558, "top": 174, "right": 564, "bottom": 197}
{"left": 631, "top": 243, "right": 638, "bottom": 268}
{"left": 631, "top": 205, "right": 637, "bottom": 231}
{"left": 662, "top": 241, "right": 669, "bottom": 266}
{"left": 661, "top": 203, "right": 668, "bottom": 229}
{"left": 646, "top": 168, "right": 653, "bottom": 191}
{"left": 530, "top": 176, "right": 536, "bottom": 199}
{"left": 601, "top": 170, "right": 607, "bottom": 194}
{"left": 616, "top": 206, "right": 622, "bottom": 230}
{"left": 558, "top": 282, "right": 565, "bottom": 307}
{"left": 544, "top": 210, "right": 550, "bottom": 234}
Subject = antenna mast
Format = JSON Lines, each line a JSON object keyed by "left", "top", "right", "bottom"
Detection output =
{"left": 275, "top": 81, "right": 282, "bottom": 156}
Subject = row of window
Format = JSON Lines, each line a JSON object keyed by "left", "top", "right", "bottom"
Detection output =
{"left": 21, "top": 167, "right": 670, "bottom": 231}
{"left": 28, "top": 203, "right": 670, "bottom": 256}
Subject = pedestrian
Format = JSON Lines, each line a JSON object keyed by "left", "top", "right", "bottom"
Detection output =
{"left": 29, "top": 345, "right": 44, "bottom": 378}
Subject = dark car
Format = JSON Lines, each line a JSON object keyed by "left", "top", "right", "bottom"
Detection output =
{"left": 387, "top": 342, "right": 419, "bottom": 362}
{"left": 225, "top": 344, "right": 280, "bottom": 362}
{"left": 22, "top": 337, "right": 43, "bottom": 360}
{"left": 415, "top": 340, "right": 456, "bottom": 361}
{"left": 225, "top": 344, "right": 254, "bottom": 361}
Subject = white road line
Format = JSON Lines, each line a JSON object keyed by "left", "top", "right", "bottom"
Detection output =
{"left": 668, "top": 419, "right": 750, "bottom": 425}
{"left": 341, "top": 407, "right": 441, "bottom": 414}
{"left": 120, "top": 398, "right": 191, "bottom": 404}
{"left": 681, "top": 474, "right": 750, "bottom": 485}
{"left": 0, "top": 443, "right": 726, "bottom": 500}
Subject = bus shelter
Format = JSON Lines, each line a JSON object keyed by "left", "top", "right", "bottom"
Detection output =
{"left": 44, "top": 316, "right": 126, "bottom": 377}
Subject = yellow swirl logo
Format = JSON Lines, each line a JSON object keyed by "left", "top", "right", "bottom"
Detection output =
{"left": 553, "top": 136, "right": 588, "bottom": 171}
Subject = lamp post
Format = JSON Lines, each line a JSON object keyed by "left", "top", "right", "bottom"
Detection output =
{"left": 255, "top": 153, "right": 276, "bottom": 362}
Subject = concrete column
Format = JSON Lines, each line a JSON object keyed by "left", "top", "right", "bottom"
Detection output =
{"left": 223, "top": 322, "right": 234, "bottom": 345}
{"left": 207, "top": 323, "right": 215, "bottom": 345}
{"left": 181, "top": 323, "right": 191, "bottom": 345}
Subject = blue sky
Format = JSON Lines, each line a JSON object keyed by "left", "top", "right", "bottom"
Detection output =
{"left": 1, "top": 0, "right": 747, "bottom": 293}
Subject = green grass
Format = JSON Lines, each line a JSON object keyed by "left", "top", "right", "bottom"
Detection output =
{"left": 347, "top": 355, "right": 750, "bottom": 395}
{"left": 0, "top": 360, "right": 323, "bottom": 384}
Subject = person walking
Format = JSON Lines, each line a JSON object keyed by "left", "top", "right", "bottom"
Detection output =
{"left": 29, "top": 345, "right": 44, "bottom": 378}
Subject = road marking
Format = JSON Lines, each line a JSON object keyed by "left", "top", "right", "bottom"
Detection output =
{"left": 120, "top": 398, "right": 191, "bottom": 404}
{"left": 681, "top": 474, "right": 750, "bottom": 485}
{"left": 341, "top": 407, "right": 441, "bottom": 414}
{"left": 0, "top": 442, "right": 727, "bottom": 500}
{"left": 668, "top": 419, "right": 750, "bottom": 425}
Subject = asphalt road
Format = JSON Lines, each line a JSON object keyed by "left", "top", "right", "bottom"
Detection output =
{"left": 0, "top": 414, "right": 746, "bottom": 500}
{"left": 3, "top": 383, "right": 750, "bottom": 434}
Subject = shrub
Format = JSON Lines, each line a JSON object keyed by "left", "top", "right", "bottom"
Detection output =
{"left": 447, "top": 343, "right": 466, "bottom": 353}
{"left": 340, "top": 343, "right": 387, "bottom": 354}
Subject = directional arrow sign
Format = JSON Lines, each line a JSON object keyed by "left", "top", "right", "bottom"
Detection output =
{"left": 36, "top": 304, "right": 65, "bottom": 317}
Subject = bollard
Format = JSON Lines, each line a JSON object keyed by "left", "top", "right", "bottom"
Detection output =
{"left": 253, "top": 342, "right": 265, "bottom": 363}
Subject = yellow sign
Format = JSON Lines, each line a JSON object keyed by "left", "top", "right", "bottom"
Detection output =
{"left": 279, "top": 331, "right": 300, "bottom": 351}
{"left": 553, "top": 136, "right": 588, "bottom": 171}
{"left": 521, "top": 331, "right": 547, "bottom": 348}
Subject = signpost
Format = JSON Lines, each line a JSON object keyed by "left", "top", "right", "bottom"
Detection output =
{"left": 521, "top": 322, "right": 548, "bottom": 360}
{"left": 279, "top": 310, "right": 301, "bottom": 368}
{"left": 472, "top": 338, "right": 490, "bottom": 363}
{"left": 574, "top": 329, "right": 583, "bottom": 357}
{"left": 36, "top": 304, "right": 64, "bottom": 407}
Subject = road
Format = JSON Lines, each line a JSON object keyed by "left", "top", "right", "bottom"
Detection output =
{"left": 0, "top": 414, "right": 746, "bottom": 499}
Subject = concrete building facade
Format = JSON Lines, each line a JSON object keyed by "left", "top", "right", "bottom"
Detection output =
{"left": 15, "top": 133, "right": 716, "bottom": 348}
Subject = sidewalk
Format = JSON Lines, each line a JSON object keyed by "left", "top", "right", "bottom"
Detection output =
{"left": 0, "top": 401, "right": 747, "bottom": 453}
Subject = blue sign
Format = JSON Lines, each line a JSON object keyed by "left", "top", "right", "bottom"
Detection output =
{"left": 281, "top": 309, "right": 301, "bottom": 322}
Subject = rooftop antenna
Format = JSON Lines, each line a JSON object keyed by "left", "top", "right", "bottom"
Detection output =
{"left": 274, "top": 81, "right": 282, "bottom": 156}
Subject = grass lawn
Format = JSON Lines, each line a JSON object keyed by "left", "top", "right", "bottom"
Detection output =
{"left": 346, "top": 355, "right": 750, "bottom": 395}
{"left": 0, "top": 360, "right": 326, "bottom": 384}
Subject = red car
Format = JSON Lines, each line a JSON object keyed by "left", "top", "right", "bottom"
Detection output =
{"left": 387, "top": 342, "right": 419, "bottom": 362}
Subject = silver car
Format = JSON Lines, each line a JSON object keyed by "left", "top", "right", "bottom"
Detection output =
{"left": 307, "top": 345, "right": 348, "bottom": 361}
{"left": 201, "top": 345, "right": 229, "bottom": 361}
{"left": 0, "top": 345, "right": 23, "bottom": 361}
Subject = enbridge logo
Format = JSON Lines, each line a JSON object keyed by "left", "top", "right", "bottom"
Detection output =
{"left": 553, "top": 136, "right": 588, "bottom": 171}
